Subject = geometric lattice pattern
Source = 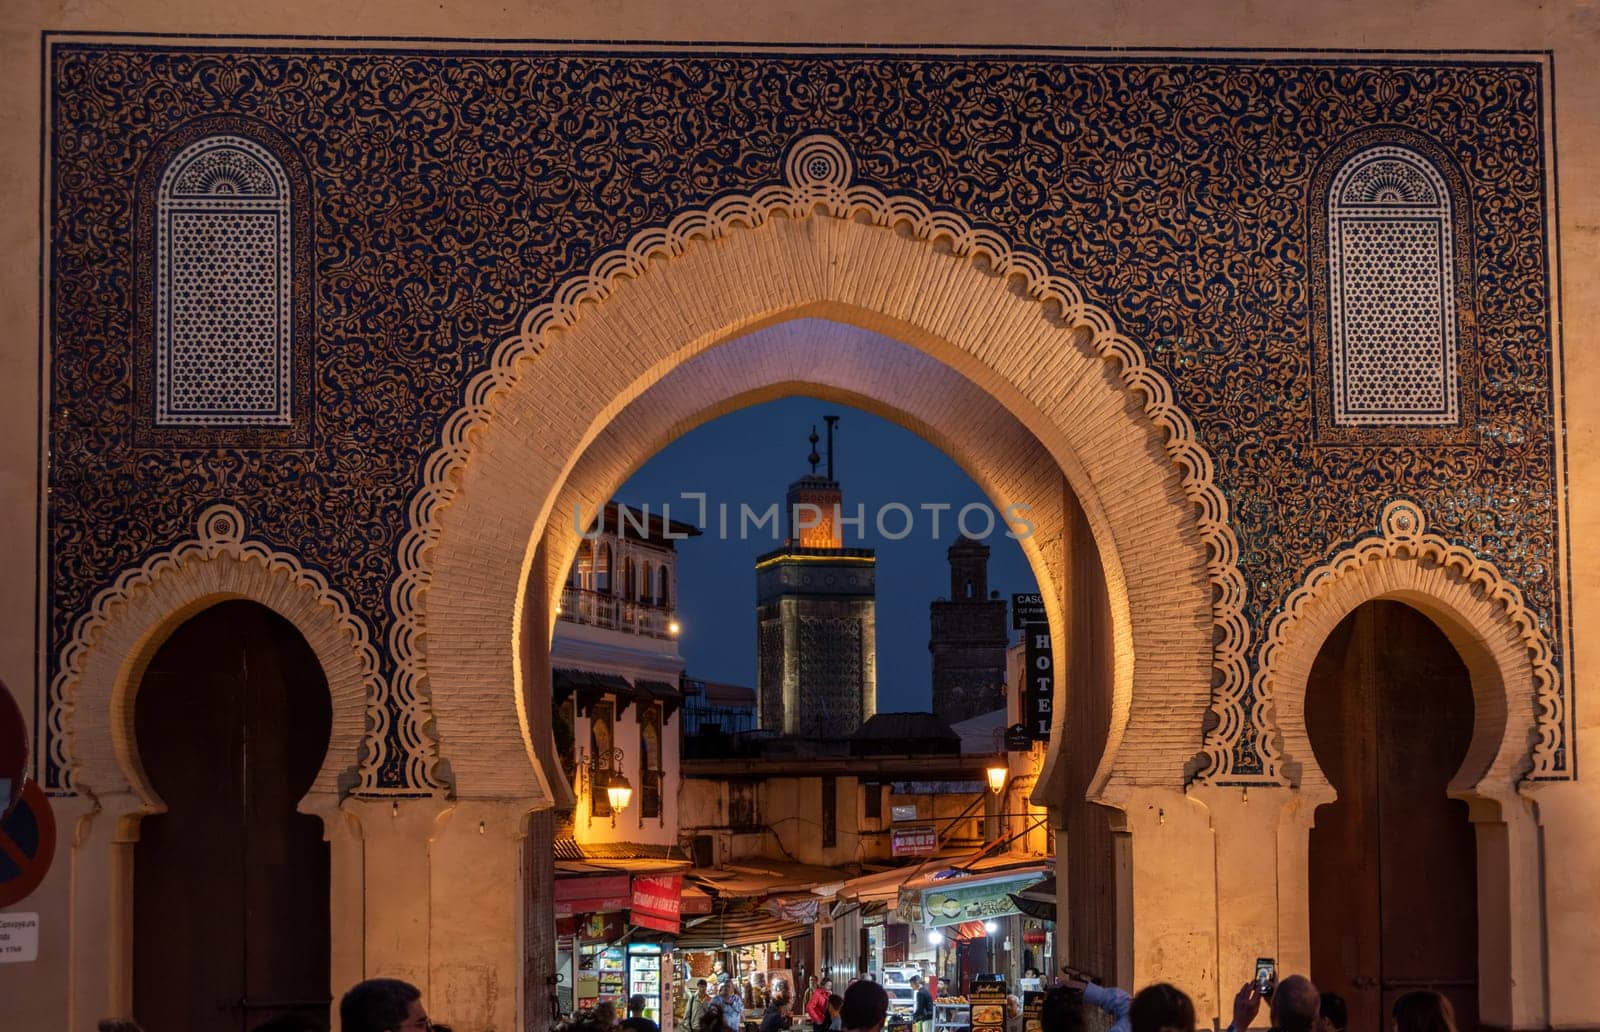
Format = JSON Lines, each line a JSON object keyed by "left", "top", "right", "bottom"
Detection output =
{"left": 156, "top": 136, "right": 292, "bottom": 426}
{"left": 797, "top": 615, "right": 865, "bottom": 730}
{"left": 1327, "top": 146, "right": 1459, "bottom": 425}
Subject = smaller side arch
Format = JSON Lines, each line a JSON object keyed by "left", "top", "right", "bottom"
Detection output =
{"left": 53, "top": 503, "right": 377, "bottom": 804}
{"left": 1259, "top": 500, "right": 1562, "bottom": 799}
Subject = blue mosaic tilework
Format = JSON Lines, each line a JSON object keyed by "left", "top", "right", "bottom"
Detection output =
{"left": 45, "top": 48, "right": 1561, "bottom": 788}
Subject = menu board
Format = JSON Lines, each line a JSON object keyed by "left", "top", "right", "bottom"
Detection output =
{"left": 969, "top": 979, "right": 1008, "bottom": 1032}
{"left": 1021, "top": 991, "right": 1044, "bottom": 1032}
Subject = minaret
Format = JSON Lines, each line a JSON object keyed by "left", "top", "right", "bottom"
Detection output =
{"left": 929, "top": 535, "right": 1009, "bottom": 724}
{"left": 755, "top": 416, "right": 878, "bottom": 737}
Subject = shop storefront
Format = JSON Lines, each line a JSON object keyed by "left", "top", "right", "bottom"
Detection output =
{"left": 555, "top": 871, "right": 697, "bottom": 1029}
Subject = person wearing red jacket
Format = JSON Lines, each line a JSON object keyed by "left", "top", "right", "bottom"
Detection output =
{"left": 806, "top": 978, "right": 836, "bottom": 1032}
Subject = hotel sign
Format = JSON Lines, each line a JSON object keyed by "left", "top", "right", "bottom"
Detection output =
{"left": 1011, "top": 593, "right": 1045, "bottom": 630}
{"left": 1025, "top": 624, "right": 1053, "bottom": 742}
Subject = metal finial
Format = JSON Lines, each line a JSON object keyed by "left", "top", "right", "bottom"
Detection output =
{"left": 807, "top": 425, "right": 821, "bottom": 474}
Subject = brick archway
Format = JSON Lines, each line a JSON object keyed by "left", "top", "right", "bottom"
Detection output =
{"left": 413, "top": 141, "right": 1242, "bottom": 803}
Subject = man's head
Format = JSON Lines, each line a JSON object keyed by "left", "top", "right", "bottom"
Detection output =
{"left": 1129, "top": 982, "right": 1196, "bottom": 1032}
{"left": 1316, "top": 993, "right": 1347, "bottom": 1032}
{"left": 1269, "top": 976, "right": 1319, "bottom": 1032}
{"left": 340, "top": 979, "right": 426, "bottom": 1032}
{"left": 595, "top": 1001, "right": 619, "bottom": 1027}
{"left": 697, "top": 979, "right": 710, "bottom": 997}
{"left": 720, "top": 982, "right": 737, "bottom": 999}
{"left": 909, "top": 976, "right": 923, "bottom": 989}
{"left": 1038, "top": 986, "right": 1087, "bottom": 1032}
{"left": 629, "top": 995, "right": 648, "bottom": 1016}
{"left": 841, "top": 980, "right": 890, "bottom": 1032}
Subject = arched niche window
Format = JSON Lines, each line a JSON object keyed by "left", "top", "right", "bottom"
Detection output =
{"left": 658, "top": 567, "right": 671, "bottom": 608}
{"left": 156, "top": 135, "right": 293, "bottom": 428}
{"left": 136, "top": 122, "right": 311, "bottom": 448}
{"left": 1317, "top": 140, "right": 1476, "bottom": 443}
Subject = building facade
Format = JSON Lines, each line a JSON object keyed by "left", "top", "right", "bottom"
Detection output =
{"left": 4, "top": 8, "right": 1600, "bottom": 1032}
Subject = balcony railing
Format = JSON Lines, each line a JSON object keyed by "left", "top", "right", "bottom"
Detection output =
{"left": 558, "top": 586, "right": 677, "bottom": 639}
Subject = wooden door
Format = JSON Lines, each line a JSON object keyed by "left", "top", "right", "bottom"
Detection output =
{"left": 133, "top": 601, "right": 333, "bottom": 1031}
{"left": 1307, "top": 602, "right": 1478, "bottom": 1032}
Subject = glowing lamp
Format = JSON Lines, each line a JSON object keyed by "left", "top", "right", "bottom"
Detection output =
{"left": 928, "top": 930, "right": 944, "bottom": 945}
{"left": 669, "top": 619, "right": 681, "bottom": 636}
{"left": 986, "top": 765, "right": 1008, "bottom": 794}
{"left": 606, "top": 772, "right": 634, "bottom": 814}
{"left": 983, "top": 920, "right": 998, "bottom": 934}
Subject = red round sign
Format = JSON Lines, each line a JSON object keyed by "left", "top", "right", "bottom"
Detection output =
{"left": 0, "top": 677, "right": 52, "bottom": 907}
{"left": 0, "top": 779, "right": 55, "bottom": 907}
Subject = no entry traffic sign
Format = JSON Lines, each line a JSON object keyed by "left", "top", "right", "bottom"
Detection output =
{"left": 0, "top": 781, "right": 55, "bottom": 908}
{"left": 0, "top": 675, "right": 53, "bottom": 907}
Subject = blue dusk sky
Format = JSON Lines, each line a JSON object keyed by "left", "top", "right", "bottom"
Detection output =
{"left": 615, "top": 396, "right": 1040, "bottom": 714}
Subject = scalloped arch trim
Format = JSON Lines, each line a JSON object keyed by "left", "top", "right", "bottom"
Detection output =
{"left": 1257, "top": 499, "right": 1566, "bottom": 783}
{"left": 389, "top": 132, "right": 1259, "bottom": 788}
{"left": 51, "top": 503, "right": 382, "bottom": 795}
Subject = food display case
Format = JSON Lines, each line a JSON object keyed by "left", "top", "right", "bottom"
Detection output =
{"left": 934, "top": 996, "right": 969, "bottom": 1032}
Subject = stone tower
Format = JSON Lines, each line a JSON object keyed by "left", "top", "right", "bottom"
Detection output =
{"left": 756, "top": 417, "right": 878, "bottom": 736}
{"left": 929, "top": 535, "right": 1009, "bottom": 724}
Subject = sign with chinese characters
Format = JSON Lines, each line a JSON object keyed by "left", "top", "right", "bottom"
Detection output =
{"left": 1024, "top": 624, "right": 1053, "bottom": 742}
{"left": 891, "top": 825, "right": 937, "bottom": 857}
{"left": 922, "top": 874, "right": 1039, "bottom": 925}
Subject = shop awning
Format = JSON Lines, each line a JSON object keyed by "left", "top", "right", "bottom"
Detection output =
{"left": 685, "top": 860, "right": 853, "bottom": 898}
{"left": 1008, "top": 877, "right": 1056, "bottom": 921}
{"left": 833, "top": 851, "right": 1052, "bottom": 910}
{"left": 554, "top": 837, "right": 691, "bottom": 872}
{"left": 674, "top": 910, "right": 809, "bottom": 949}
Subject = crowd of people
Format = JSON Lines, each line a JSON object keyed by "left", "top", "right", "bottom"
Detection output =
{"left": 94, "top": 965, "right": 1462, "bottom": 1032}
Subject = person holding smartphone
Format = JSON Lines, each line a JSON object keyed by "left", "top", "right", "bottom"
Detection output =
{"left": 1228, "top": 966, "right": 1319, "bottom": 1032}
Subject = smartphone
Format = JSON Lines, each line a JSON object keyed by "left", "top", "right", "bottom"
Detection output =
{"left": 1254, "top": 958, "right": 1276, "bottom": 999}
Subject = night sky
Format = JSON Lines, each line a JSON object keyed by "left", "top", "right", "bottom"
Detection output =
{"left": 616, "top": 396, "right": 1040, "bottom": 714}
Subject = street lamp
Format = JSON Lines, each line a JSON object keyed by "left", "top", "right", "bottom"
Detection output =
{"left": 985, "top": 764, "right": 1008, "bottom": 794}
{"left": 579, "top": 746, "right": 631, "bottom": 827}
